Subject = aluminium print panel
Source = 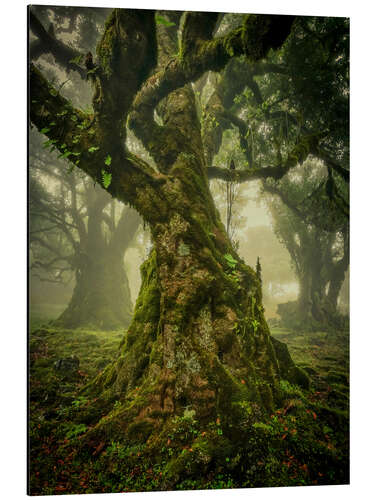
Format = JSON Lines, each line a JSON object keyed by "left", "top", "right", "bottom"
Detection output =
{"left": 28, "top": 4, "right": 349, "bottom": 495}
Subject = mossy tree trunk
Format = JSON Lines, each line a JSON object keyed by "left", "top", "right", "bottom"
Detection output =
{"left": 30, "top": 8, "right": 313, "bottom": 461}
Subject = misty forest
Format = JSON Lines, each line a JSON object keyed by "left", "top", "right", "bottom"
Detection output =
{"left": 28, "top": 6, "right": 349, "bottom": 495}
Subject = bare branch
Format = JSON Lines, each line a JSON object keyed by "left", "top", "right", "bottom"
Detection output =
{"left": 29, "top": 9, "right": 86, "bottom": 78}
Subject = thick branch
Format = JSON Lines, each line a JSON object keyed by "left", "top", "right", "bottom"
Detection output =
{"left": 30, "top": 64, "right": 167, "bottom": 223}
{"left": 207, "top": 133, "right": 318, "bottom": 183}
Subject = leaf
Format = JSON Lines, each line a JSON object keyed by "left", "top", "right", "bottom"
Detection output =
{"left": 101, "top": 169, "right": 112, "bottom": 189}
{"left": 155, "top": 15, "right": 175, "bottom": 27}
{"left": 42, "top": 140, "right": 51, "bottom": 148}
{"left": 88, "top": 146, "right": 100, "bottom": 153}
{"left": 58, "top": 151, "right": 72, "bottom": 159}
{"left": 69, "top": 54, "right": 84, "bottom": 65}
{"left": 40, "top": 127, "right": 50, "bottom": 134}
{"left": 104, "top": 154, "right": 112, "bottom": 166}
{"left": 224, "top": 253, "right": 237, "bottom": 269}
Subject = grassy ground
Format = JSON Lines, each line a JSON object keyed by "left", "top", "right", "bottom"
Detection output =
{"left": 28, "top": 320, "right": 349, "bottom": 495}
{"left": 271, "top": 327, "right": 349, "bottom": 411}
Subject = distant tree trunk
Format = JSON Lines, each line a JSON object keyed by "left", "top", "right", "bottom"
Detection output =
{"left": 296, "top": 268, "right": 313, "bottom": 318}
{"left": 57, "top": 249, "right": 133, "bottom": 329}
{"left": 325, "top": 232, "right": 349, "bottom": 315}
{"left": 278, "top": 230, "right": 348, "bottom": 330}
{"left": 57, "top": 204, "right": 140, "bottom": 329}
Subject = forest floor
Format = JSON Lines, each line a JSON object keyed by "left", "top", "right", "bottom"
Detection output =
{"left": 28, "top": 316, "right": 349, "bottom": 495}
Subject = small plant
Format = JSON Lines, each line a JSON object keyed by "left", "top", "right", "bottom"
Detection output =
{"left": 224, "top": 253, "right": 237, "bottom": 269}
{"left": 65, "top": 423, "right": 87, "bottom": 439}
{"left": 155, "top": 15, "right": 175, "bottom": 27}
{"left": 251, "top": 296, "right": 256, "bottom": 317}
{"left": 101, "top": 169, "right": 112, "bottom": 188}
{"left": 251, "top": 319, "right": 260, "bottom": 333}
{"left": 71, "top": 396, "right": 89, "bottom": 408}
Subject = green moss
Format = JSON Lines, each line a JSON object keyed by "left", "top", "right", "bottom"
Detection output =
{"left": 127, "top": 420, "right": 154, "bottom": 444}
{"left": 270, "top": 336, "right": 310, "bottom": 389}
{"left": 257, "top": 382, "right": 274, "bottom": 411}
{"left": 132, "top": 250, "right": 160, "bottom": 326}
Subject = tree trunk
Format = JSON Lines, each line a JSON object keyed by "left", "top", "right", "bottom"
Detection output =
{"left": 83, "top": 153, "right": 308, "bottom": 461}
{"left": 56, "top": 249, "right": 133, "bottom": 329}
{"left": 325, "top": 235, "right": 349, "bottom": 316}
{"left": 297, "top": 268, "right": 313, "bottom": 318}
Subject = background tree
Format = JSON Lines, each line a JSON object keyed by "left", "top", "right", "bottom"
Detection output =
{"left": 261, "top": 157, "right": 348, "bottom": 329}
{"left": 239, "top": 225, "right": 297, "bottom": 318}
{"left": 30, "top": 128, "right": 141, "bottom": 329}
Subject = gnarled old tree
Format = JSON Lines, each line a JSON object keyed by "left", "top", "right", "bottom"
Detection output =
{"left": 29, "top": 7, "right": 331, "bottom": 475}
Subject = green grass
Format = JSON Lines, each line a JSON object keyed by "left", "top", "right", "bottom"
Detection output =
{"left": 28, "top": 322, "right": 349, "bottom": 495}
{"left": 271, "top": 327, "right": 349, "bottom": 391}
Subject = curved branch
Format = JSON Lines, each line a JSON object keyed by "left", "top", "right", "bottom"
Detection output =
{"left": 262, "top": 182, "right": 305, "bottom": 221}
{"left": 207, "top": 133, "right": 319, "bottom": 183}
{"left": 129, "top": 14, "right": 295, "bottom": 166}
